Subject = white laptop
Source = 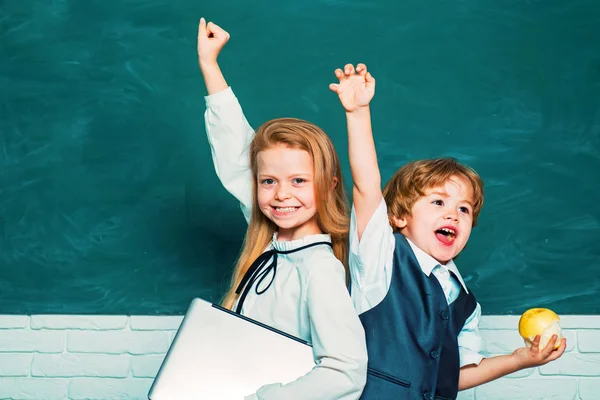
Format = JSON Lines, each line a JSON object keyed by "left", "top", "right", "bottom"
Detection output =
{"left": 148, "top": 297, "right": 315, "bottom": 400}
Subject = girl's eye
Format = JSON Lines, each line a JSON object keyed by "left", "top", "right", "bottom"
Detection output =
{"left": 432, "top": 199, "right": 444, "bottom": 206}
{"left": 292, "top": 178, "right": 306, "bottom": 184}
{"left": 459, "top": 206, "right": 471, "bottom": 214}
{"left": 261, "top": 179, "right": 275, "bottom": 185}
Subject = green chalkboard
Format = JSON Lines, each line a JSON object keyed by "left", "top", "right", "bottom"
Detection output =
{"left": 1, "top": 0, "right": 598, "bottom": 315}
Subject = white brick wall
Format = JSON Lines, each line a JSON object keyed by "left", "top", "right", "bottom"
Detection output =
{"left": 0, "top": 315, "right": 598, "bottom": 399}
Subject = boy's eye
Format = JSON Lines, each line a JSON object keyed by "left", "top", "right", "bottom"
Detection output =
{"left": 459, "top": 206, "right": 471, "bottom": 214}
{"left": 432, "top": 199, "right": 444, "bottom": 206}
{"left": 261, "top": 179, "right": 275, "bottom": 185}
{"left": 292, "top": 178, "right": 306, "bottom": 184}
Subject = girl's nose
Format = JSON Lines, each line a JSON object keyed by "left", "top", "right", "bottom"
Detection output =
{"left": 275, "top": 187, "right": 292, "bottom": 201}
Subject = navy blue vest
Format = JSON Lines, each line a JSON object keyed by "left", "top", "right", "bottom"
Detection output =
{"left": 357, "top": 233, "right": 477, "bottom": 400}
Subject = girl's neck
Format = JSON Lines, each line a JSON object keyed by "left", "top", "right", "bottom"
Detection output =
{"left": 276, "top": 222, "right": 322, "bottom": 242}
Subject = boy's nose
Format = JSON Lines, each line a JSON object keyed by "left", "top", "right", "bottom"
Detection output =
{"left": 444, "top": 210, "right": 458, "bottom": 221}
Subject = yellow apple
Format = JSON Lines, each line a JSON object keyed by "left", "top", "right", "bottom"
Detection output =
{"left": 518, "top": 308, "right": 562, "bottom": 350}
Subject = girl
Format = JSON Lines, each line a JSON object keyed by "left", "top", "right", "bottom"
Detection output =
{"left": 197, "top": 18, "right": 368, "bottom": 400}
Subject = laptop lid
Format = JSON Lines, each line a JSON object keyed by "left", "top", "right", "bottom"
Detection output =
{"left": 148, "top": 297, "right": 315, "bottom": 400}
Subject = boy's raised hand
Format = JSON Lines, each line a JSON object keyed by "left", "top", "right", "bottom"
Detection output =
{"left": 329, "top": 63, "right": 375, "bottom": 113}
{"left": 513, "top": 334, "right": 567, "bottom": 369}
{"left": 197, "top": 17, "right": 230, "bottom": 68}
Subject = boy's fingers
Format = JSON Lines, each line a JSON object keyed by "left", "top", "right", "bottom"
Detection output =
{"left": 542, "top": 335, "right": 558, "bottom": 356}
{"left": 329, "top": 83, "right": 339, "bottom": 92}
{"left": 344, "top": 63, "right": 355, "bottom": 75}
{"left": 531, "top": 335, "right": 541, "bottom": 350}
{"left": 547, "top": 338, "right": 567, "bottom": 361}
{"left": 366, "top": 72, "right": 376, "bottom": 84}
{"left": 356, "top": 63, "right": 367, "bottom": 75}
{"left": 334, "top": 68, "right": 343, "bottom": 79}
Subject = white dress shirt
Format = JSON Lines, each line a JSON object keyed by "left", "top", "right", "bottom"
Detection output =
{"left": 349, "top": 198, "right": 487, "bottom": 367}
{"left": 205, "top": 87, "right": 368, "bottom": 399}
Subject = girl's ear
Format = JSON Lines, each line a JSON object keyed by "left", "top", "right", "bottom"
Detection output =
{"left": 391, "top": 216, "right": 407, "bottom": 230}
{"left": 331, "top": 176, "right": 338, "bottom": 189}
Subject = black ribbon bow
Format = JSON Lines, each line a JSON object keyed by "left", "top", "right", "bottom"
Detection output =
{"left": 234, "top": 241, "right": 332, "bottom": 314}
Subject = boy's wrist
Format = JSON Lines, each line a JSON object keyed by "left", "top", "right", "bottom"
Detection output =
{"left": 345, "top": 106, "right": 370, "bottom": 118}
{"left": 511, "top": 352, "right": 528, "bottom": 371}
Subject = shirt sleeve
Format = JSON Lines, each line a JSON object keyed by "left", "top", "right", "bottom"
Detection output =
{"left": 249, "top": 256, "right": 368, "bottom": 400}
{"left": 458, "top": 302, "right": 487, "bottom": 367}
{"left": 349, "top": 197, "right": 395, "bottom": 315}
{"left": 204, "top": 86, "right": 254, "bottom": 223}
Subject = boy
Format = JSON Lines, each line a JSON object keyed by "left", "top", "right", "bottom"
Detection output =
{"left": 329, "top": 63, "right": 566, "bottom": 399}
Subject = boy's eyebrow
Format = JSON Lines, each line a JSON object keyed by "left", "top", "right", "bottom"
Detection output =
{"left": 429, "top": 191, "right": 449, "bottom": 197}
{"left": 428, "top": 191, "right": 475, "bottom": 207}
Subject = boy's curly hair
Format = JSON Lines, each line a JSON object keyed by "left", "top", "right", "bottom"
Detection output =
{"left": 383, "top": 157, "right": 484, "bottom": 230}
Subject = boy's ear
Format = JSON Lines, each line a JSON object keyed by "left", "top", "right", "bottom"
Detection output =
{"left": 391, "top": 216, "right": 407, "bottom": 230}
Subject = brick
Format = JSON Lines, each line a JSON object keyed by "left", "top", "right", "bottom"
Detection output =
{"left": 0, "top": 354, "right": 31, "bottom": 376}
{"left": 0, "top": 315, "right": 29, "bottom": 329}
{"left": 31, "top": 315, "right": 127, "bottom": 330}
{"left": 558, "top": 316, "right": 600, "bottom": 329}
{"left": 0, "top": 378, "right": 68, "bottom": 399}
{"left": 69, "top": 378, "right": 154, "bottom": 400}
{"left": 560, "top": 330, "right": 576, "bottom": 352}
{"left": 32, "top": 353, "right": 130, "bottom": 378}
{"left": 130, "top": 316, "right": 183, "bottom": 331}
{"left": 579, "top": 379, "right": 600, "bottom": 400}
{"left": 67, "top": 330, "right": 170, "bottom": 354}
{"left": 131, "top": 355, "right": 166, "bottom": 378}
{"left": 481, "top": 330, "right": 524, "bottom": 354}
{"left": 479, "top": 316, "right": 517, "bottom": 330}
{"left": 539, "top": 353, "right": 600, "bottom": 376}
{"left": 578, "top": 331, "right": 600, "bottom": 353}
{"left": 457, "top": 388, "right": 474, "bottom": 399}
{"left": 0, "top": 329, "right": 63, "bottom": 353}
{"left": 474, "top": 378, "right": 577, "bottom": 399}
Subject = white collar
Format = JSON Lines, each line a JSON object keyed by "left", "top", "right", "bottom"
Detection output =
{"left": 271, "top": 232, "right": 332, "bottom": 252}
{"left": 405, "top": 237, "right": 469, "bottom": 293}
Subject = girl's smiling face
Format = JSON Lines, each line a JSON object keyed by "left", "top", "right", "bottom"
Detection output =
{"left": 256, "top": 145, "right": 321, "bottom": 241}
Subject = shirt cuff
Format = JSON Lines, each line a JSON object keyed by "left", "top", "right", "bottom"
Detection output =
{"left": 204, "top": 86, "right": 234, "bottom": 108}
{"left": 460, "top": 352, "right": 485, "bottom": 367}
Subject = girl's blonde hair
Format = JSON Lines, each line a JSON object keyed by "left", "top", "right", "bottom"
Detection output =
{"left": 221, "top": 118, "right": 349, "bottom": 309}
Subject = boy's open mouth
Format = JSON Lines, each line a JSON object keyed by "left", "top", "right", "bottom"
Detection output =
{"left": 435, "top": 227, "right": 456, "bottom": 244}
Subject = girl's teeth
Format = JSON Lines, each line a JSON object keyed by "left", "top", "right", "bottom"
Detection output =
{"left": 276, "top": 207, "right": 297, "bottom": 213}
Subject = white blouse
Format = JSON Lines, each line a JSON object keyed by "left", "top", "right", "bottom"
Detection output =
{"left": 204, "top": 87, "right": 368, "bottom": 400}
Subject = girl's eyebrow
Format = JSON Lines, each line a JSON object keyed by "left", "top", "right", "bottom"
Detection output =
{"left": 259, "top": 173, "right": 312, "bottom": 178}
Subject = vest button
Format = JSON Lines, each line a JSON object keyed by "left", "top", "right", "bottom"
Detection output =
{"left": 423, "top": 392, "right": 432, "bottom": 400}
{"left": 440, "top": 310, "right": 449, "bottom": 320}
{"left": 430, "top": 350, "right": 440, "bottom": 359}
